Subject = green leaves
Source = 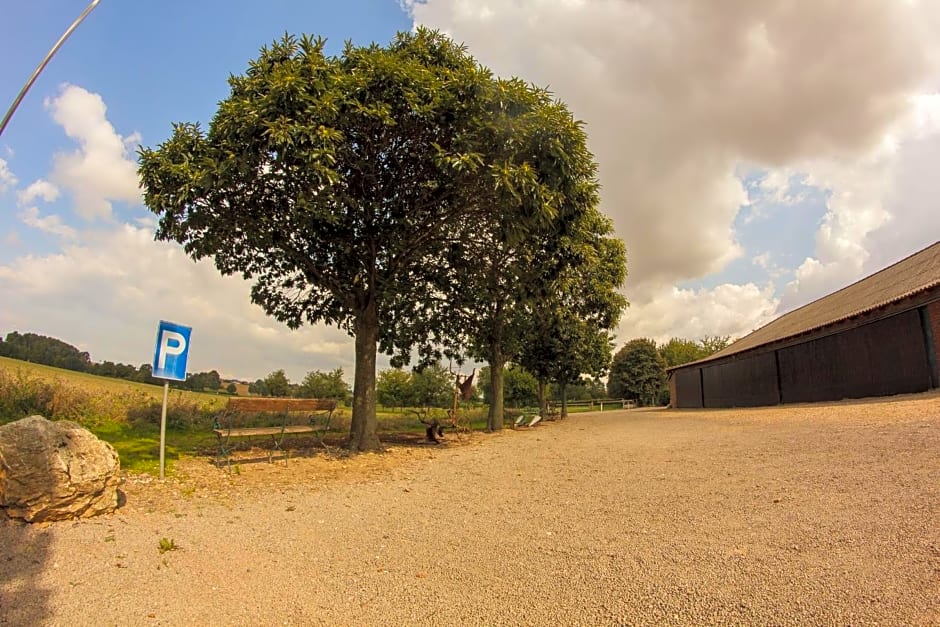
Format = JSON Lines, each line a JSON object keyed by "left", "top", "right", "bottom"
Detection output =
{"left": 608, "top": 339, "right": 667, "bottom": 407}
{"left": 138, "top": 26, "right": 626, "bottom": 446}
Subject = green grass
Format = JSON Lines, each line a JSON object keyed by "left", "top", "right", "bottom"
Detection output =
{"left": 158, "top": 537, "right": 179, "bottom": 554}
{"left": 0, "top": 357, "right": 225, "bottom": 475}
{"left": 3, "top": 356, "right": 599, "bottom": 476}
{"left": 91, "top": 421, "right": 217, "bottom": 474}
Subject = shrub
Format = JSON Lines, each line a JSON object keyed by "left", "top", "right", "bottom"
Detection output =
{"left": 126, "top": 398, "right": 214, "bottom": 430}
{"left": 0, "top": 367, "right": 215, "bottom": 428}
{"left": 0, "top": 369, "right": 94, "bottom": 423}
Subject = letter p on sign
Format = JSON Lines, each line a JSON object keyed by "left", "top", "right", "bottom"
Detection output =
{"left": 152, "top": 321, "right": 192, "bottom": 381}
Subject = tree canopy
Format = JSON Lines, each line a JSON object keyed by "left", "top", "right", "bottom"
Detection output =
{"left": 659, "top": 336, "right": 731, "bottom": 368}
{"left": 140, "top": 28, "right": 614, "bottom": 449}
{"left": 607, "top": 339, "right": 667, "bottom": 406}
{"left": 0, "top": 331, "right": 91, "bottom": 371}
{"left": 298, "top": 368, "right": 350, "bottom": 401}
{"left": 428, "top": 84, "right": 613, "bottom": 430}
{"left": 516, "top": 208, "right": 626, "bottom": 416}
{"left": 263, "top": 369, "right": 291, "bottom": 397}
{"left": 376, "top": 364, "right": 454, "bottom": 409}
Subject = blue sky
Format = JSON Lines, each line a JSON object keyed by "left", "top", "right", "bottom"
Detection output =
{"left": 0, "top": 0, "right": 411, "bottom": 261}
{"left": 2, "top": 1, "right": 940, "bottom": 382}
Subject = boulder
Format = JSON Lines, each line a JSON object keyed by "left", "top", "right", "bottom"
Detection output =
{"left": 0, "top": 415, "right": 121, "bottom": 522}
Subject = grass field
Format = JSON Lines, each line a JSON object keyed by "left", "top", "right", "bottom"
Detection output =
{"left": 0, "top": 357, "right": 476, "bottom": 474}
{"left": 0, "top": 357, "right": 233, "bottom": 473}
{"left": 0, "top": 356, "right": 228, "bottom": 408}
{"left": 0, "top": 356, "right": 616, "bottom": 474}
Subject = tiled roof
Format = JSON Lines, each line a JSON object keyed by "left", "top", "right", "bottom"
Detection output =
{"left": 671, "top": 240, "right": 940, "bottom": 370}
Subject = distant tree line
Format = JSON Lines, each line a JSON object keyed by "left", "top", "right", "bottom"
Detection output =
{"left": 375, "top": 362, "right": 607, "bottom": 411}
{"left": 606, "top": 336, "right": 732, "bottom": 406}
{"left": 248, "top": 368, "right": 351, "bottom": 402}
{"left": 375, "top": 363, "right": 457, "bottom": 411}
{"left": 0, "top": 331, "right": 227, "bottom": 392}
{"left": 245, "top": 363, "right": 598, "bottom": 410}
{"left": 474, "top": 365, "right": 607, "bottom": 409}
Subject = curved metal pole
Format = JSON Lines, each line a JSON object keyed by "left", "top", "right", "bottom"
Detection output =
{"left": 0, "top": 0, "right": 102, "bottom": 138}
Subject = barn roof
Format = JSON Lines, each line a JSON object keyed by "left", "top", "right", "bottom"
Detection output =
{"left": 671, "top": 240, "right": 940, "bottom": 370}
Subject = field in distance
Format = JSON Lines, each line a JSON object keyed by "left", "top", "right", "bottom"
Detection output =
{"left": 0, "top": 355, "right": 230, "bottom": 410}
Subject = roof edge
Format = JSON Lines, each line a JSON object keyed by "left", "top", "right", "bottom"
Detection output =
{"left": 667, "top": 280, "right": 940, "bottom": 372}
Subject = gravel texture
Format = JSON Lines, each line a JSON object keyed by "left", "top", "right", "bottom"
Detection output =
{"left": 2, "top": 392, "right": 939, "bottom": 626}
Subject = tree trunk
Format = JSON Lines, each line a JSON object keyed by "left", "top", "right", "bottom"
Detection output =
{"left": 349, "top": 298, "right": 382, "bottom": 452}
{"left": 487, "top": 349, "right": 505, "bottom": 432}
{"left": 537, "top": 378, "right": 548, "bottom": 418}
{"left": 560, "top": 382, "right": 568, "bottom": 418}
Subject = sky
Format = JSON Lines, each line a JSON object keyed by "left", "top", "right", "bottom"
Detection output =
{"left": 2, "top": 0, "right": 940, "bottom": 383}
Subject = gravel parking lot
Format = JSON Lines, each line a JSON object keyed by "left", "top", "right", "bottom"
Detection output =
{"left": 2, "top": 392, "right": 939, "bottom": 626}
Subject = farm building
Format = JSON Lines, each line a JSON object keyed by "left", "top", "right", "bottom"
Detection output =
{"left": 669, "top": 241, "right": 940, "bottom": 408}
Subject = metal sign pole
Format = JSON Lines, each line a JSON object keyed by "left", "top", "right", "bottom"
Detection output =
{"left": 159, "top": 381, "right": 169, "bottom": 480}
{"left": 152, "top": 320, "right": 192, "bottom": 481}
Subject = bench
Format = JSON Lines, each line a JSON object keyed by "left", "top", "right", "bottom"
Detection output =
{"left": 506, "top": 407, "right": 540, "bottom": 428}
{"left": 212, "top": 397, "right": 338, "bottom": 464}
{"left": 504, "top": 404, "right": 562, "bottom": 428}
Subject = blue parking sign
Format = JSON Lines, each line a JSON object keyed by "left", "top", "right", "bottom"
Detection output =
{"left": 152, "top": 320, "right": 192, "bottom": 381}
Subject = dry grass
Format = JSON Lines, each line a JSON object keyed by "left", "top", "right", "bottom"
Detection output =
{"left": 0, "top": 356, "right": 228, "bottom": 427}
{"left": 0, "top": 356, "right": 228, "bottom": 410}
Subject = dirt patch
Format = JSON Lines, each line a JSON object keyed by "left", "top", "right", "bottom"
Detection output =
{"left": 120, "top": 429, "right": 485, "bottom": 513}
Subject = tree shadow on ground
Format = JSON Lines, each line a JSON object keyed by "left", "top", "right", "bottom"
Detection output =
{"left": 203, "top": 429, "right": 469, "bottom": 468}
{"left": 0, "top": 513, "right": 54, "bottom": 625}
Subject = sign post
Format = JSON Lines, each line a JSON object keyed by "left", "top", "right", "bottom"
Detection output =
{"left": 152, "top": 320, "right": 192, "bottom": 480}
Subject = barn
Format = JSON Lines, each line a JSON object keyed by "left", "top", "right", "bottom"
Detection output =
{"left": 669, "top": 241, "right": 940, "bottom": 408}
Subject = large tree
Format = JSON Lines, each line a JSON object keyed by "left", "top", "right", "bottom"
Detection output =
{"left": 478, "top": 364, "right": 539, "bottom": 408}
{"left": 139, "top": 30, "right": 556, "bottom": 451}
{"left": 376, "top": 368, "right": 411, "bottom": 411}
{"left": 263, "top": 369, "right": 291, "bottom": 398}
{"left": 434, "top": 82, "right": 604, "bottom": 431}
{"left": 607, "top": 338, "right": 667, "bottom": 407}
{"left": 516, "top": 209, "right": 626, "bottom": 418}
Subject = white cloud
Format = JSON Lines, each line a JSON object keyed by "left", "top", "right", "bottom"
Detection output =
{"left": 619, "top": 282, "right": 779, "bottom": 344}
{"left": 0, "top": 158, "right": 16, "bottom": 193}
{"left": 412, "top": 0, "right": 932, "bottom": 283}
{"left": 411, "top": 0, "right": 940, "bottom": 340}
{"left": 18, "top": 206, "right": 77, "bottom": 240}
{"left": 45, "top": 84, "right": 141, "bottom": 220}
{"left": 0, "top": 224, "right": 355, "bottom": 381}
{"left": 17, "top": 179, "right": 60, "bottom": 205}
{"left": 1, "top": 85, "right": 354, "bottom": 382}
{"left": 752, "top": 252, "right": 770, "bottom": 269}
{"left": 779, "top": 92, "right": 940, "bottom": 311}
{"left": 862, "top": 130, "right": 940, "bottom": 273}
{"left": 738, "top": 168, "right": 807, "bottom": 224}
{"left": 757, "top": 170, "right": 806, "bottom": 206}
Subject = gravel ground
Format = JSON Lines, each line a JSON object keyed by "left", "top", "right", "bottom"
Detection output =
{"left": 2, "top": 393, "right": 939, "bottom": 626}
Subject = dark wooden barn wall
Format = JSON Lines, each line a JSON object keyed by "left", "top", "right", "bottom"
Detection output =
{"left": 702, "top": 351, "right": 778, "bottom": 407}
{"left": 777, "top": 309, "right": 932, "bottom": 403}
{"left": 674, "top": 367, "right": 703, "bottom": 408}
{"left": 927, "top": 301, "right": 940, "bottom": 386}
{"left": 672, "top": 305, "right": 938, "bottom": 408}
